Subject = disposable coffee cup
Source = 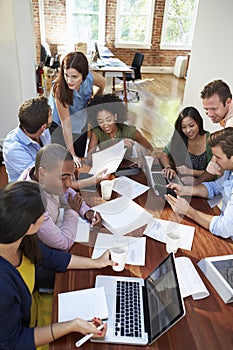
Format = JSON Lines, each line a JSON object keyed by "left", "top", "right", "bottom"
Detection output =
{"left": 166, "top": 231, "right": 180, "bottom": 254}
{"left": 145, "top": 156, "right": 154, "bottom": 170}
{"left": 100, "top": 180, "right": 113, "bottom": 200}
{"left": 110, "top": 246, "right": 128, "bottom": 272}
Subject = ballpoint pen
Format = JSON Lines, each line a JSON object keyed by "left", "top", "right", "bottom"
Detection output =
{"left": 75, "top": 323, "right": 104, "bottom": 348}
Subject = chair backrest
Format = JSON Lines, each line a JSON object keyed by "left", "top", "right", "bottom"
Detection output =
{"left": 131, "top": 52, "right": 144, "bottom": 80}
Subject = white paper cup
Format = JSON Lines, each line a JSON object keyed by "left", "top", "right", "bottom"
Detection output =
{"left": 166, "top": 231, "right": 180, "bottom": 254}
{"left": 110, "top": 246, "right": 128, "bottom": 272}
{"left": 100, "top": 180, "right": 113, "bottom": 200}
{"left": 145, "top": 156, "right": 154, "bottom": 170}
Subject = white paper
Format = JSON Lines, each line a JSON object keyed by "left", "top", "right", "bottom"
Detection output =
{"left": 89, "top": 140, "right": 126, "bottom": 175}
{"left": 92, "top": 232, "right": 146, "bottom": 266}
{"left": 143, "top": 218, "right": 195, "bottom": 251}
{"left": 75, "top": 216, "right": 90, "bottom": 242}
{"left": 58, "top": 287, "right": 108, "bottom": 322}
{"left": 175, "top": 257, "right": 210, "bottom": 300}
{"left": 92, "top": 196, "right": 153, "bottom": 236}
{"left": 112, "top": 176, "right": 149, "bottom": 199}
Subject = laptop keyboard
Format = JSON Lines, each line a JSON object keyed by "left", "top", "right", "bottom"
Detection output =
{"left": 115, "top": 280, "right": 142, "bottom": 338}
{"left": 152, "top": 172, "right": 167, "bottom": 186}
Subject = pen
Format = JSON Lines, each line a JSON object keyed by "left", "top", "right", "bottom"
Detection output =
{"left": 75, "top": 323, "right": 104, "bottom": 348}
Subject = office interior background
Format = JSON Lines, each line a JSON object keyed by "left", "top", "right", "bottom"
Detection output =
{"left": 0, "top": 0, "right": 233, "bottom": 143}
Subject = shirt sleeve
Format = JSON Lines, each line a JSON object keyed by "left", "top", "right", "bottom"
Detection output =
{"left": 38, "top": 242, "right": 71, "bottom": 271}
{"left": 209, "top": 205, "right": 233, "bottom": 239}
{"left": 202, "top": 176, "right": 224, "bottom": 198}
{"left": 37, "top": 209, "right": 79, "bottom": 251}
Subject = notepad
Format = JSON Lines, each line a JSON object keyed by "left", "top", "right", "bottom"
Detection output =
{"left": 58, "top": 287, "right": 108, "bottom": 322}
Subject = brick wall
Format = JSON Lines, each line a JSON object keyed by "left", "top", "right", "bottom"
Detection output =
{"left": 32, "top": 0, "right": 190, "bottom": 67}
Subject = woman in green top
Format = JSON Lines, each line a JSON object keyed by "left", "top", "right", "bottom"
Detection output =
{"left": 87, "top": 94, "right": 153, "bottom": 160}
{"left": 159, "top": 106, "right": 213, "bottom": 185}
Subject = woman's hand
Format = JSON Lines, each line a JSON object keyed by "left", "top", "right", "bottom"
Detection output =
{"left": 124, "top": 138, "right": 135, "bottom": 149}
{"left": 73, "top": 155, "right": 82, "bottom": 168}
{"left": 94, "top": 249, "right": 116, "bottom": 268}
{"left": 73, "top": 317, "right": 106, "bottom": 338}
{"left": 162, "top": 167, "right": 176, "bottom": 179}
{"left": 95, "top": 169, "right": 110, "bottom": 183}
{"left": 176, "top": 165, "right": 193, "bottom": 176}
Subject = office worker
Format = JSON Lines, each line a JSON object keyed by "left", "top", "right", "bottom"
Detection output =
{"left": 159, "top": 106, "right": 213, "bottom": 185}
{"left": 18, "top": 144, "right": 102, "bottom": 251}
{"left": 166, "top": 127, "right": 233, "bottom": 240}
{"left": 0, "top": 182, "right": 112, "bottom": 350}
{"left": 87, "top": 93, "right": 154, "bottom": 160}
{"left": 49, "top": 51, "right": 106, "bottom": 165}
{"left": 196, "top": 80, "right": 233, "bottom": 183}
{"left": 3, "top": 96, "right": 52, "bottom": 182}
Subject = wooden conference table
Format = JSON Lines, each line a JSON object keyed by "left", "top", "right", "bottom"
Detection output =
{"left": 50, "top": 168, "right": 233, "bottom": 350}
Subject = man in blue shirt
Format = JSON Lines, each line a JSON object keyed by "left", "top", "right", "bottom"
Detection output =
{"left": 3, "top": 96, "right": 52, "bottom": 182}
{"left": 166, "top": 127, "right": 233, "bottom": 240}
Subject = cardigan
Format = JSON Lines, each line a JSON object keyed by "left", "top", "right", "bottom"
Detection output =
{"left": 0, "top": 242, "right": 71, "bottom": 350}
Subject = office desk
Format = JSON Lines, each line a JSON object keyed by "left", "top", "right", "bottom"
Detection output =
{"left": 50, "top": 175, "right": 233, "bottom": 350}
{"left": 91, "top": 63, "right": 132, "bottom": 103}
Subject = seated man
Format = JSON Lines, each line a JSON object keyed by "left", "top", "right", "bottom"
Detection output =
{"left": 166, "top": 127, "right": 233, "bottom": 240}
{"left": 18, "top": 143, "right": 101, "bottom": 251}
{"left": 3, "top": 96, "right": 52, "bottom": 182}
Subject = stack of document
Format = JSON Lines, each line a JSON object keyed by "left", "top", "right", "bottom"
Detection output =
{"left": 92, "top": 195, "right": 153, "bottom": 236}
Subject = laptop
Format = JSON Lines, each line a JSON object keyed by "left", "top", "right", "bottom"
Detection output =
{"left": 140, "top": 151, "right": 181, "bottom": 198}
{"left": 92, "top": 253, "right": 185, "bottom": 346}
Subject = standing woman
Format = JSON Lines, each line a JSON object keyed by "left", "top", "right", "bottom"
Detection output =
{"left": 159, "top": 106, "right": 213, "bottom": 185}
{"left": 0, "top": 181, "right": 112, "bottom": 350}
{"left": 49, "top": 52, "right": 105, "bottom": 166}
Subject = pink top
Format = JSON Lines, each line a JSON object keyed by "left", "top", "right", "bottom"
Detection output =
{"left": 18, "top": 167, "right": 91, "bottom": 251}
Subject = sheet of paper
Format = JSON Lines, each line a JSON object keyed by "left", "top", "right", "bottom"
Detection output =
{"left": 143, "top": 218, "right": 195, "bottom": 251}
{"left": 175, "top": 257, "right": 210, "bottom": 300}
{"left": 89, "top": 140, "right": 126, "bottom": 175}
{"left": 92, "top": 232, "right": 146, "bottom": 266}
{"left": 75, "top": 216, "right": 90, "bottom": 242}
{"left": 92, "top": 196, "right": 153, "bottom": 236}
{"left": 112, "top": 176, "right": 149, "bottom": 199}
{"left": 58, "top": 286, "right": 108, "bottom": 322}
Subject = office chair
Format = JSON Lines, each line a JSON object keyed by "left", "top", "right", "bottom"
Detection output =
{"left": 118, "top": 52, "right": 144, "bottom": 101}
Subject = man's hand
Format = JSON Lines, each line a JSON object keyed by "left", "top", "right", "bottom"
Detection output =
{"left": 67, "top": 191, "right": 83, "bottom": 212}
{"left": 85, "top": 210, "right": 102, "bottom": 226}
{"left": 165, "top": 194, "right": 190, "bottom": 215}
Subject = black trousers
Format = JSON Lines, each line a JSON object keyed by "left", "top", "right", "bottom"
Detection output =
{"left": 49, "top": 121, "right": 87, "bottom": 157}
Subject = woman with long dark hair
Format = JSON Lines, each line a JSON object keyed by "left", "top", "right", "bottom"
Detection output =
{"left": 49, "top": 51, "right": 105, "bottom": 165}
{"left": 159, "top": 106, "right": 213, "bottom": 185}
{"left": 0, "top": 181, "right": 113, "bottom": 349}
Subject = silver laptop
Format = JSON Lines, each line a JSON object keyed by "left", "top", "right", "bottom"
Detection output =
{"left": 140, "top": 151, "right": 182, "bottom": 197}
{"left": 92, "top": 253, "right": 185, "bottom": 346}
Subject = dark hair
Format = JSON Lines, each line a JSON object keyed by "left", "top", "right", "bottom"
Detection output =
{"left": 87, "top": 93, "right": 128, "bottom": 128}
{"left": 35, "top": 144, "right": 73, "bottom": 172}
{"left": 208, "top": 127, "right": 233, "bottom": 159}
{"left": 19, "top": 96, "right": 50, "bottom": 134}
{"left": 200, "top": 80, "right": 232, "bottom": 105}
{"left": 169, "top": 106, "right": 206, "bottom": 166}
{"left": 0, "top": 181, "right": 45, "bottom": 263}
{"left": 53, "top": 51, "right": 89, "bottom": 107}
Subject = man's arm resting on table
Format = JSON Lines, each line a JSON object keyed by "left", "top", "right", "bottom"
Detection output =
{"left": 184, "top": 205, "right": 213, "bottom": 230}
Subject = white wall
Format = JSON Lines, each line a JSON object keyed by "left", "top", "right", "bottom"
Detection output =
{"left": 0, "top": 0, "right": 37, "bottom": 143}
{"left": 183, "top": 0, "right": 233, "bottom": 133}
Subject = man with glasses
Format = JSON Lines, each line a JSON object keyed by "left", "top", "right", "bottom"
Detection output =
{"left": 3, "top": 96, "right": 52, "bottom": 181}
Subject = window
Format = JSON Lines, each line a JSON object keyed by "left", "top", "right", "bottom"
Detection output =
{"left": 66, "top": 0, "right": 106, "bottom": 48}
{"left": 115, "top": 0, "right": 156, "bottom": 49}
{"left": 160, "top": 0, "right": 199, "bottom": 50}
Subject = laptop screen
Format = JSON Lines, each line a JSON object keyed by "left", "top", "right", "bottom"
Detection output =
{"left": 145, "top": 254, "right": 185, "bottom": 344}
